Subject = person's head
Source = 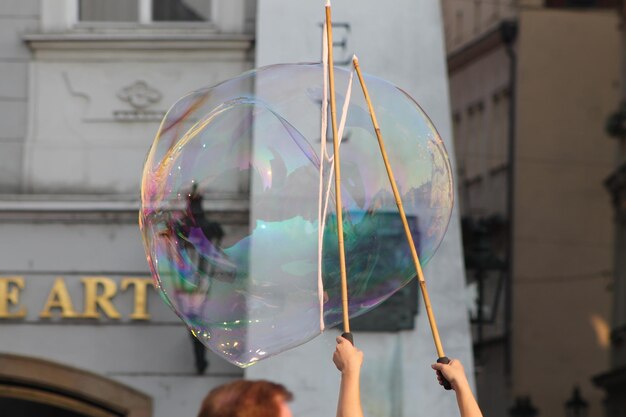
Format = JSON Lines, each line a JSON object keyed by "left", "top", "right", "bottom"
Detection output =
{"left": 197, "top": 380, "right": 293, "bottom": 417}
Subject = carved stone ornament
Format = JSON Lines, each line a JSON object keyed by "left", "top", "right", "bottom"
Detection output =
{"left": 117, "top": 80, "right": 162, "bottom": 110}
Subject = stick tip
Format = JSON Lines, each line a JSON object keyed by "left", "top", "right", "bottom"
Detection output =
{"left": 326, "top": 0, "right": 331, "bottom": 7}
{"left": 352, "top": 54, "right": 359, "bottom": 64}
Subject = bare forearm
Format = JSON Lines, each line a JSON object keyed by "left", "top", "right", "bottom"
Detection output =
{"left": 454, "top": 381, "right": 483, "bottom": 417}
{"left": 336, "top": 371, "right": 363, "bottom": 417}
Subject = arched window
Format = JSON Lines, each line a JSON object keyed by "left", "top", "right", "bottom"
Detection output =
{"left": 0, "top": 354, "right": 152, "bottom": 417}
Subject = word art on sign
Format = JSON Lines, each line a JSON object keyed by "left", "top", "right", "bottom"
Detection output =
{"left": 0, "top": 276, "right": 154, "bottom": 320}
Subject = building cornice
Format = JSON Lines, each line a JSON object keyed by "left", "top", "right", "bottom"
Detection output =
{"left": 23, "top": 32, "right": 254, "bottom": 52}
{"left": 0, "top": 194, "right": 249, "bottom": 224}
{"left": 447, "top": 24, "right": 507, "bottom": 74}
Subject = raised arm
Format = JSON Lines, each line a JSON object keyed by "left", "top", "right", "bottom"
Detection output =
{"left": 431, "top": 359, "right": 483, "bottom": 417}
{"left": 333, "top": 336, "right": 364, "bottom": 417}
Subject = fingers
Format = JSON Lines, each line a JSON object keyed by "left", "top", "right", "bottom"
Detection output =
{"left": 336, "top": 336, "right": 356, "bottom": 352}
{"left": 432, "top": 363, "right": 447, "bottom": 387}
{"left": 336, "top": 335, "right": 352, "bottom": 345}
{"left": 432, "top": 359, "right": 466, "bottom": 390}
{"left": 431, "top": 363, "right": 444, "bottom": 371}
{"left": 431, "top": 359, "right": 458, "bottom": 370}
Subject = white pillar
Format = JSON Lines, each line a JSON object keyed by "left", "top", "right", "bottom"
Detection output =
{"left": 249, "top": 2, "right": 474, "bottom": 417}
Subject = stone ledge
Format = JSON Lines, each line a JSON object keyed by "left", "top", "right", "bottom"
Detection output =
{"left": 0, "top": 194, "right": 250, "bottom": 224}
{"left": 23, "top": 32, "right": 254, "bottom": 51}
{"left": 0, "top": 194, "right": 249, "bottom": 211}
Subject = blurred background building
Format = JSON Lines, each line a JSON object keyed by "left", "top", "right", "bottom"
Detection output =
{"left": 0, "top": 1, "right": 473, "bottom": 417}
{"left": 441, "top": 0, "right": 621, "bottom": 416}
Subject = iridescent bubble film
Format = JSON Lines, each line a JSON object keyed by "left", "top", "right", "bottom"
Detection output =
{"left": 140, "top": 63, "right": 453, "bottom": 367}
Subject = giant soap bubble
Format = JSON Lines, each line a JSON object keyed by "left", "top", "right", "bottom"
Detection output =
{"left": 140, "top": 63, "right": 453, "bottom": 367}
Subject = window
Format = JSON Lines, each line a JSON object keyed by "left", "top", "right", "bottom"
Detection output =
{"left": 78, "top": 0, "right": 213, "bottom": 24}
{"left": 0, "top": 354, "right": 151, "bottom": 417}
{"left": 488, "top": 0, "right": 499, "bottom": 23}
{"left": 38, "top": 1, "right": 250, "bottom": 47}
{"left": 473, "top": 0, "right": 482, "bottom": 34}
{"left": 490, "top": 89, "right": 509, "bottom": 169}
{"left": 454, "top": 10, "right": 464, "bottom": 45}
{"left": 465, "top": 101, "right": 485, "bottom": 181}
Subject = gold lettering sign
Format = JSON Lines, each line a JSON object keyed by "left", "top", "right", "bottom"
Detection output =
{"left": 82, "top": 277, "right": 122, "bottom": 319}
{"left": 0, "top": 277, "right": 27, "bottom": 318}
{"left": 39, "top": 277, "right": 80, "bottom": 319}
{"left": 121, "top": 278, "right": 153, "bottom": 320}
{"left": 0, "top": 276, "right": 154, "bottom": 321}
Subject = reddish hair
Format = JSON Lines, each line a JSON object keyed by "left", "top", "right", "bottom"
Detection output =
{"left": 197, "top": 380, "right": 293, "bottom": 417}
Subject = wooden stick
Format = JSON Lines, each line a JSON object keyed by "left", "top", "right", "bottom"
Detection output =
{"left": 326, "top": 3, "right": 350, "bottom": 334}
{"left": 353, "top": 56, "right": 445, "bottom": 358}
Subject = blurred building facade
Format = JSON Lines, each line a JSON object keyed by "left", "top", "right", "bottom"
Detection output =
{"left": 0, "top": 1, "right": 473, "bottom": 417}
{"left": 442, "top": 0, "right": 620, "bottom": 416}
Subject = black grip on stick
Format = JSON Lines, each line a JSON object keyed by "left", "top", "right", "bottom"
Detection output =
{"left": 437, "top": 356, "right": 453, "bottom": 390}
{"left": 341, "top": 332, "right": 354, "bottom": 345}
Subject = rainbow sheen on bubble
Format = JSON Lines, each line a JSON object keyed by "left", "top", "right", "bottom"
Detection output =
{"left": 140, "top": 63, "right": 453, "bottom": 367}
